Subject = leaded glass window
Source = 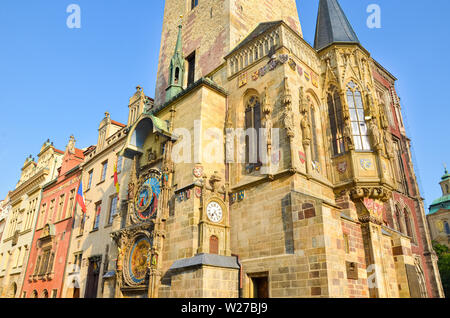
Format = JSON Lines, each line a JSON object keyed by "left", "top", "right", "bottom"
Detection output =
{"left": 346, "top": 82, "right": 371, "bottom": 151}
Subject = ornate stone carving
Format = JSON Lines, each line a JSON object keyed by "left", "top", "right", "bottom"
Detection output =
{"left": 282, "top": 78, "right": 294, "bottom": 138}
{"left": 343, "top": 117, "right": 354, "bottom": 150}
{"left": 384, "top": 131, "right": 394, "bottom": 158}
{"left": 262, "top": 86, "right": 271, "bottom": 115}
{"left": 67, "top": 135, "right": 76, "bottom": 154}
{"left": 300, "top": 113, "right": 311, "bottom": 145}
{"left": 349, "top": 186, "right": 392, "bottom": 202}
{"left": 368, "top": 119, "right": 382, "bottom": 151}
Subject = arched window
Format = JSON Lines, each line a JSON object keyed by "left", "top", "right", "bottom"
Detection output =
{"left": 209, "top": 236, "right": 219, "bottom": 255}
{"left": 346, "top": 81, "right": 371, "bottom": 151}
{"left": 445, "top": 221, "right": 450, "bottom": 235}
{"left": 32, "top": 290, "right": 38, "bottom": 298}
{"left": 245, "top": 95, "right": 262, "bottom": 170}
{"left": 404, "top": 209, "right": 413, "bottom": 238}
{"left": 445, "top": 184, "right": 449, "bottom": 194}
{"left": 42, "top": 289, "right": 49, "bottom": 298}
{"left": 327, "top": 86, "right": 345, "bottom": 155}
{"left": 395, "top": 206, "right": 404, "bottom": 234}
{"left": 174, "top": 67, "right": 180, "bottom": 84}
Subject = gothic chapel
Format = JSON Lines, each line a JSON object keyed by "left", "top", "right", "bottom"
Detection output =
{"left": 110, "top": 0, "right": 444, "bottom": 298}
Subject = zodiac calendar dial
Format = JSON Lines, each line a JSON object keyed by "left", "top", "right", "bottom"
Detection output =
{"left": 134, "top": 173, "right": 161, "bottom": 221}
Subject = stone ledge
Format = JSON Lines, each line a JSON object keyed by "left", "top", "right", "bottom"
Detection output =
{"left": 169, "top": 254, "right": 240, "bottom": 271}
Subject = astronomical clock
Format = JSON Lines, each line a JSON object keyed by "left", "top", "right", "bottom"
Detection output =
{"left": 112, "top": 167, "right": 164, "bottom": 297}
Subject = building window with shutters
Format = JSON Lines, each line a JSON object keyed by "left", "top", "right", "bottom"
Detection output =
{"left": 87, "top": 170, "right": 93, "bottom": 190}
{"left": 39, "top": 249, "right": 51, "bottom": 276}
{"left": 107, "top": 196, "right": 118, "bottom": 225}
{"left": 100, "top": 161, "right": 108, "bottom": 183}
{"left": 57, "top": 194, "right": 65, "bottom": 221}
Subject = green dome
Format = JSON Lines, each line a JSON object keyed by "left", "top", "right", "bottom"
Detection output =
{"left": 429, "top": 194, "right": 450, "bottom": 215}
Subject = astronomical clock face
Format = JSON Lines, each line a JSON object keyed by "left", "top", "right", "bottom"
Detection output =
{"left": 134, "top": 173, "right": 161, "bottom": 221}
{"left": 206, "top": 201, "right": 223, "bottom": 223}
{"left": 128, "top": 237, "right": 150, "bottom": 285}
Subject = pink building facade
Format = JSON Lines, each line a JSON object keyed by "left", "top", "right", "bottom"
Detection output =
{"left": 21, "top": 137, "right": 84, "bottom": 298}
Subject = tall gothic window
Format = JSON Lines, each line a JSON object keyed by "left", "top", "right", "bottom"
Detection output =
{"left": 327, "top": 86, "right": 345, "bottom": 156}
{"left": 445, "top": 221, "right": 450, "bottom": 235}
{"left": 191, "top": 0, "right": 198, "bottom": 10}
{"left": 245, "top": 96, "right": 262, "bottom": 169}
{"left": 309, "top": 102, "right": 319, "bottom": 164}
{"left": 404, "top": 209, "right": 413, "bottom": 238}
{"left": 395, "top": 206, "right": 404, "bottom": 233}
{"left": 346, "top": 82, "right": 371, "bottom": 151}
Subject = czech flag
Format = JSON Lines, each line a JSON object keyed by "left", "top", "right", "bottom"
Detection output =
{"left": 76, "top": 180, "right": 87, "bottom": 213}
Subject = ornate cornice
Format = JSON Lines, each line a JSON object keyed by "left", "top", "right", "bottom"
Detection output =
{"left": 10, "top": 168, "right": 49, "bottom": 203}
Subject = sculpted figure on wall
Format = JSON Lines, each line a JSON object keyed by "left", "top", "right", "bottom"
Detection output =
{"left": 369, "top": 119, "right": 382, "bottom": 150}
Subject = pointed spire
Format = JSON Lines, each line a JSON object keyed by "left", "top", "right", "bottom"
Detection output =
{"left": 314, "top": 0, "right": 359, "bottom": 51}
{"left": 174, "top": 17, "right": 183, "bottom": 58}
{"left": 166, "top": 16, "right": 185, "bottom": 102}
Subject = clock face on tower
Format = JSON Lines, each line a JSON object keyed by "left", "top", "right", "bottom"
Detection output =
{"left": 206, "top": 201, "right": 223, "bottom": 223}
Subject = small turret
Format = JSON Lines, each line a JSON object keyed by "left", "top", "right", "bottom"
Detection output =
{"left": 165, "top": 19, "right": 185, "bottom": 102}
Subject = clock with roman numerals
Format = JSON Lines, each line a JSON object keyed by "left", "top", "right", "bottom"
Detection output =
{"left": 206, "top": 201, "right": 223, "bottom": 223}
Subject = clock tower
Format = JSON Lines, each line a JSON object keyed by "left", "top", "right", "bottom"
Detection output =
{"left": 197, "top": 172, "right": 231, "bottom": 256}
{"left": 154, "top": 0, "right": 303, "bottom": 105}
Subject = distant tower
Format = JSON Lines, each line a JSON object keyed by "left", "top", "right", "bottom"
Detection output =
{"left": 428, "top": 167, "right": 450, "bottom": 247}
{"left": 154, "top": 0, "right": 303, "bottom": 105}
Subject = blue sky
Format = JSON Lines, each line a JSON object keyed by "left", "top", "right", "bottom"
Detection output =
{"left": 0, "top": 0, "right": 449, "bottom": 212}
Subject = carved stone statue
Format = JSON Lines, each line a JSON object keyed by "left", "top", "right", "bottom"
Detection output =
{"left": 365, "top": 92, "right": 377, "bottom": 118}
{"left": 67, "top": 135, "right": 76, "bottom": 154}
{"left": 384, "top": 131, "right": 394, "bottom": 158}
{"left": 379, "top": 107, "right": 389, "bottom": 130}
{"left": 262, "top": 86, "right": 271, "bottom": 115}
{"left": 299, "top": 87, "right": 307, "bottom": 114}
{"left": 283, "top": 107, "right": 294, "bottom": 138}
{"left": 300, "top": 113, "right": 311, "bottom": 145}
{"left": 264, "top": 113, "right": 273, "bottom": 147}
{"left": 283, "top": 77, "right": 292, "bottom": 107}
{"left": 369, "top": 119, "right": 382, "bottom": 150}
{"left": 209, "top": 172, "right": 222, "bottom": 192}
{"left": 343, "top": 118, "right": 354, "bottom": 150}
